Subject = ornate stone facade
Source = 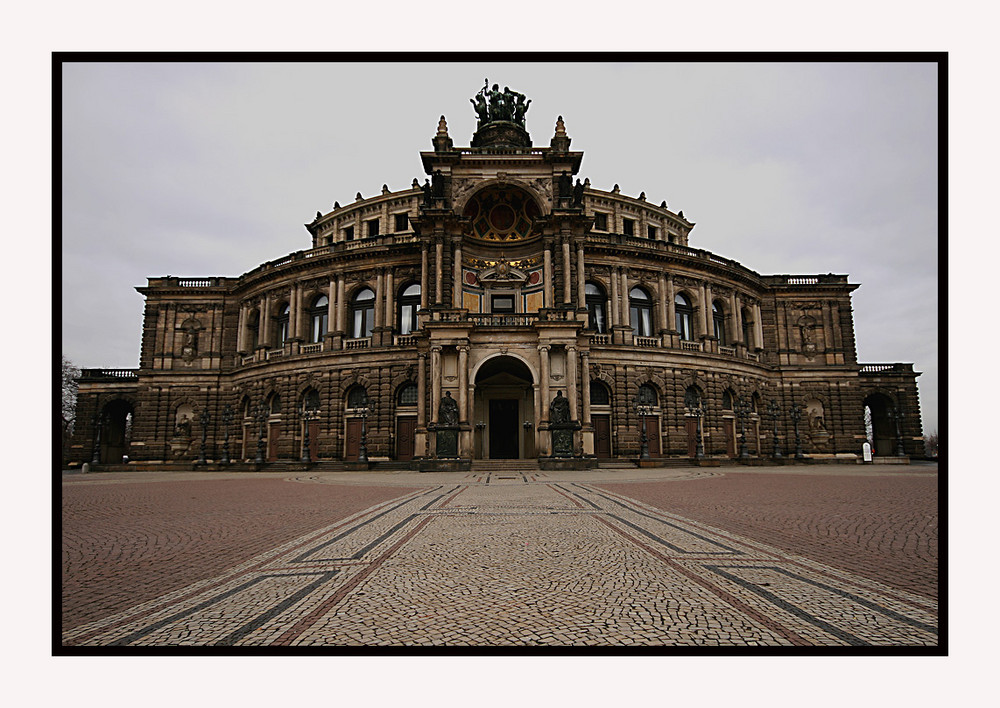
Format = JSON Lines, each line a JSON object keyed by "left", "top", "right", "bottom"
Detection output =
{"left": 70, "top": 91, "right": 923, "bottom": 468}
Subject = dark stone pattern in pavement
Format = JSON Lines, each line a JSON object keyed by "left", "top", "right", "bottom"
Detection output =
{"left": 597, "top": 471, "right": 938, "bottom": 601}
{"left": 61, "top": 478, "right": 419, "bottom": 632}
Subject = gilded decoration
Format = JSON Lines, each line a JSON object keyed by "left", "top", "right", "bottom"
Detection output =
{"left": 463, "top": 187, "right": 540, "bottom": 242}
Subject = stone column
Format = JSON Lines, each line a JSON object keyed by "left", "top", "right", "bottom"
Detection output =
{"left": 576, "top": 242, "right": 586, "bottom": 308}
{"left": 435, "top": 237, "right": 444, "bottom": 305}
{"left": 385, "top": 270, "right": 395, "bottom": 327}
{"left": 417, "top": 353, "right": 427, "bottom": 426}
{"left": 237, "top": 303, "right": 247, "bottom": 352}
{"left": 666, "top": 275, "right": 676, "bottom": 332}
{"left": 704, "top": 282, "right": 714, "bottom": 337}
{"left": 453, "top": 240, "right": 463, "bottom": 309}
{"left": 732, "top": 291, "right": 742, "bottom": 344}
{"left": 754, "top": 303, "right": 764, "bottom": 350}
{"left": 696, "top": 282, "right": 707, "bottom": 338}
{"left": 420, "top": 245, "right": 429, "bottom": 309}
{"left": 538, "top": 345, "right": 551, "bottom": 423}
{"left": 562, "top": 235, "right": 572, "bottom": 305}
{"left": 458, "top": 346, "right": 469, "bottom": 423}
{"left": 580, "top": 351, "right": 591, "bottom": 426}
{"left": 336, "top": 276, "right": 346, "bottom": 333}
{"left": 430, "top": 346, "right": 442, "bottom": 423}
{"left": 261, "top": 294, "right": 271, "bottom": 347}
{"left": 620, "top": 269, "right": 630, "bottom": 327}
{"left": 658, "top": 273, "right": 668, "bottom": 333}
{"left": 374, "top": 271, "right": 384, "bottom": 329}
{"left": 327, "top": 280, "right": 336, "bottom": 334}
{"left": 543, "top": 240, "right": 553, "bottom": 308}
{"left": 567, "top": 345, "right": 579, "bottom": 421}
{"left": 609, "top": 267, "right": 619, "bottom": 328}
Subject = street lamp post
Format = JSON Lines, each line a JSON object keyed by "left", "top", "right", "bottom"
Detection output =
{"left": 220, "top": 405, "right": 232, "bottom": 465}
{"left": 301, "top": 404, "right": 318, "bottom": 463}
{"left": 790, "top": 403, "right": 805, "bottom": 459}
{"left": 766, "top": 400, "right": 782, "bottom": 458}
{"left": 357, "top": 396, "right": 373, "bottom": 464}
{"left": 255, "top": 400, "right": 268, "bottom": 465}
{"left": 91, "top": 410, "right": 104, "bottom": 465}
{"left": 198, "top": 408, "right": 211, "bottom": 464}
{"left": 735, "top": 397, "right": 750, "bottom": 459}
{"left": 691, "top": 403, "right": 705, "bottom": 460}
{"left": 633, "top": 396, "right": 653, "bottom": 460}
{"left": 892, "top": 407, "right": 905, "bottom": 457}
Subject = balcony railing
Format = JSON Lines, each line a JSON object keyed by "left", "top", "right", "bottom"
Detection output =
{"left": 345, "top": 337, "right": 371, "bottom": 350}
{"left": 300, "top": 342, "right": 323, "bottom": 354}
{"left": 635, "top": 336, "right": 661, "bottom": 348}
{"left": 394, "top": 334, "right": 418, "bottom": 346}
{"left": 80, "top": 368, "right": 139, "bottom": 380}
{"left": 467, "top": 313, "right": 539, "bottom": 327}
{"left": 680, "top": 340, "right": 702, "bottom": 352}
{"left": 860, "top": 363, "right": 915, "bottom": 374}
{"left": 589, "top": 333, "right": 610, "bottom": 346}
{"left": 719, "top": 345, "right": 736, "bottom": 357}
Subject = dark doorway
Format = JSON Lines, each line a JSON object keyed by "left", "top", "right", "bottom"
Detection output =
{"left": 99, "top": 400, "right": 133, "bottom": 463}
{"left": 644, "top": 416, "right": 661, "bottom": 456}
{"left": 489, "top": 399, "right": 519, "bottom": 459}
{"left": 686, "top": 418, "right": 699, "bottom": 457}
{"left": 345, "top": 418, "right": 362, "bottom": 460}
{"left": 396, "top": 416, "right": 416, "bottom": 461}
{"left": 594, "top": 414, "right": 612, "bottom": 458}
{"left": 267, "top": 422, "right": 281, "bottom": 462}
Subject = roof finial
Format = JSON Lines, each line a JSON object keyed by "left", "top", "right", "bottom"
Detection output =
{"left": 433, "top": 115, "right": 454, "bottom": 152}
{"left": 550, "top": 115, "right": 571, "bottom": 151}
{"left": 437, "top": 115, "right": 449, "bottom": 137}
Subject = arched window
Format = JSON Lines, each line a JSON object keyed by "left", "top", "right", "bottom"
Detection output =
{"left": 397, "top": 382, "right": 418, "bottom": 407}
{"left": 675, "top": 293, "right": 694, "bottom": 341}
{"left": 713, "top": 300, "right": 726, "bottom": 344}
{"left": 269, "top": 393, "right": 282, "bottom": 414}
{"left": 309, "top": 295, "right": 328, "bottom": 343}
{"left": 247, "top": 310, "right": 260, "bottom": 350}
{"left": 276, "top": 303, "right": 291, "bottom": 344}
{"left": 347, "top": 386, "right": 368, "bottom": 409}
{"left": 585, "top": 282, "right": 607, "bottom": 334}
{"left": 637, "top": 384, "right": 658, "bottom": 406}
{"left": 722, "top": 390, "right": 734, "bottom": 410}
{"left": 350, "top": 288, "right": 375, "bottom": 339}
{"left": 629, "top": 287, "right": 652, "bottom": 337}
{"left": 397, "top": 283, "right": 421, "bottom": 335}
{"left": 302, "top": 388, "right": 320, "bottom": 412}
{"left": 742, "top": 307, "right": 753, "bottom": 347}
{"left": 684, "top": 386, "right": 702, "bottom": 409}
{"left": 590, "top": 380, "right": 611, "bottom": 406}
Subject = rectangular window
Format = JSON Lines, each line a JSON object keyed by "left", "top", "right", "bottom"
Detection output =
{"left": 491, "top": 295, "right": 515, "bottom": 313}
{"left": 647, "top": 225, "right": 657, "bottom": 240}
{"left": 623, "top": 218, "right": 634, "bottom": 236}
{"left": 394, "top": 213, "right": 408, "bottom": 232}
{"left": 593, "top": 212, "right": 607, "bottom": 231}
{"left": 367, "top": 219, "right": 379, "bottom": 238}
{"left": 344, "top": 225, "right": 354, "bottom": 241}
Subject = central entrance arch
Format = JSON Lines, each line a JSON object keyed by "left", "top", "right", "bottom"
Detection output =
{"left": 473, "top": 355, "right": 535, "bottom": 459}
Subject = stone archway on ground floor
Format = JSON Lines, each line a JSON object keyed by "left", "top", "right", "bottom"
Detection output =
{"left": 472, "top": 355, "right": 536, "bottom": 459}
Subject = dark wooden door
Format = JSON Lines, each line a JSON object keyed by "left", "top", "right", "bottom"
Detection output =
{"left": 267, "top": 422, "right": 281, "bottom": 462}
{"left": 686, "top": 418, "right": 698, "bottom": 457}
{"left": 345, "top": 418, "right": 362, "bottom": 460}
{"left": 396, "top": 416, "right": 416, "bottom": 461}
{"left": 725, "top": 418, "right": 736, "bottom": 458}
{"left": 644, "top": 416, "right": 661, "bottom": 456}
{"left": 489, "top": 399, "right": 519, "bottom": 459}
{"left": 594, "top": 414, "right": 612, "bottom": 459}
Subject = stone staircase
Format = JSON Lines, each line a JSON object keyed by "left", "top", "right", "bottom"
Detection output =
{"left": 470, "top": 459, "right": 541, "bottom": 472}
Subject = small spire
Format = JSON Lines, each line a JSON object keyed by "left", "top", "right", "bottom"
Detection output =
{"left": 433, "top": 115, "right": 454, "bottom": 152}
{"left": 437, "top": 115, "right": 449, "bottom": 137}
{"left": 660, "top": 200, "right": 667, "bottom": 208}
{"left": 554, "top": 116, "right": 566, "bottom": 136}
{"left": 334, "top": 201, "right": 340, "bottom": 209}
{"left": 550, "top": 115, "right": 571, "bottom": 151}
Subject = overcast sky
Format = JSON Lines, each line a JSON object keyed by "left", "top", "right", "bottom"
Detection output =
{"left": 61, "top": 60, "right": 939, "bottom": 434}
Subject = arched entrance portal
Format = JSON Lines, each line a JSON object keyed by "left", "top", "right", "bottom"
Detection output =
{"left": 473, "top": 356, "right": 535, "bottom": 459}
{"left": 99, "top": 399, "right": 134, "bottom": 463}
{"left": 864, "top": 392, "right": 896, "bottom": 456}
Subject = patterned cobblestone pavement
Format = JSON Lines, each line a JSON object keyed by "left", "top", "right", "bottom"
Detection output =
{"left": 62, "top": 466, "right": 938, "bottom": 648}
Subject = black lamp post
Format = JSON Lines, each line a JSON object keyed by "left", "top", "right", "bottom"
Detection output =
{"left": 301, "top": 403, "right": 318, "bottom": 463}
{"left": 255, "top": 400, "right": 268, "bottom": 465}
{"left": 91, "top": 410, "right": 105, "bottom": 465}
{"left": 357, "top": 395, "right": 372, "bottom": 463}
{"left": 766, "top": 400, "right": 782, "bottom": 458}
{"left": 891, "top": 407, "right": 905, "bottom": 457}
{"left": 690, "top": 403, "right": 705, "bottom": 460}
{"left": 220, "top": 405, "right": 232, "bottom": 465}
{"left": 735, "top": 397, "right": 751, "bottom": 458}
{"left": 790, "top": 403, "right": 805, "bottom": 459}
{"left": 634, "top": 396, "right": 653, "bottom": 460}
{"left": 198, "top": 408, "right": 211, "bottom": 464}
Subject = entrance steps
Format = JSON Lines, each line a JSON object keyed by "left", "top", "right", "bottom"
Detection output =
{"left": 471, "top": 459, "right": 541, "bottom": 472}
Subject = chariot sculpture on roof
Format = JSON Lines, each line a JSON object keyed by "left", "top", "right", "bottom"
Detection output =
{"left": 471, "top": 80, "right": 531, "bottom": 129}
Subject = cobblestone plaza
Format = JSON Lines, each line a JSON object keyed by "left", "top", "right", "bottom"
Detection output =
{"left": 60, "top": 463, "right": 939, "bottom": 650}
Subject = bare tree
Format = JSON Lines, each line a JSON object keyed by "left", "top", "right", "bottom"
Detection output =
{"left": 924, "top": 431, "right": 938, "bottom": 458}
{"left": 62, "top": 356, "right": 80, "bottom": 461}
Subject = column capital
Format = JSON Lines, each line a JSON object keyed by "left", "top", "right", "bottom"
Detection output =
{"left": 537, "top": 344, "right": 551, "bottom": 353}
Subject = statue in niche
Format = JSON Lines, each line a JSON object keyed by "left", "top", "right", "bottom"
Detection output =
{"left": 421, "top": 179, "right": 433, "bottom": 206}
{"left": 550, "top": 391, "right": 570, "bottom": 424}
{"left": 431, "top": 170, "right": 445, "bottom": 198}
{"left": 439, "top": 392, "right": 459, "bottom": 426}
{"left": 573, "top": 179, "right": 584, "bottom": 207}
{"left": 558, "top": 171, "right": 573, "bottom": 199}
{"left": 175, "top": 414, "right": 192, "bottom": 439}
